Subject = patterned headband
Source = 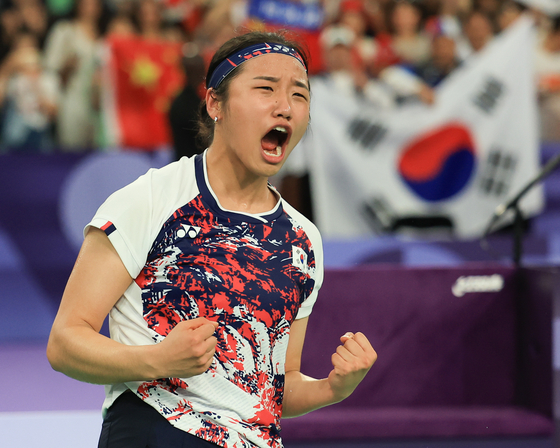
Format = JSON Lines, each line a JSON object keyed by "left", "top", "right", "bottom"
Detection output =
{"left": 206, "top": 42, "right": 306, "bottom": 90}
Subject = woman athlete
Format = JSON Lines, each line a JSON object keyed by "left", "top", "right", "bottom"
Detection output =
{"left": 47, "top": 30, "right": 377, "bottom": 448}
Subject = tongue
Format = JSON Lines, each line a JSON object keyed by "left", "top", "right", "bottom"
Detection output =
{"left": 262, "top": 132, "right": 279, "bottom": 152}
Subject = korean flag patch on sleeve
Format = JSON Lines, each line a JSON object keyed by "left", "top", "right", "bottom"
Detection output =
{"left": 292, "top": 246, "right": 308, "bottom": 274}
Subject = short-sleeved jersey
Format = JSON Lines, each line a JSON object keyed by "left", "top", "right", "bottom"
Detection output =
{"left": 86, "top": 152, "right": 324, "bottom": 448}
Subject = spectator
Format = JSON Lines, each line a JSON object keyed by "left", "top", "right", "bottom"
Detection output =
{"left": 0, "top": 32, "right": 59, "bottom": 152}
{"left": 414, "top": 33, "right": 461, "bottom": 87}
{"left": 168, "top": 42, "right": 206, "bottom": 160}
{"left": 535, "top": 15, "right": 560, "bottom": 141}
{"left": 194, "top": 0, "right": 238, "bottom": 66}
{"left": 43, "top": 0, "right": 105, "bottom": 150}
{"left": 96, "top": 3, "right": 184, "bottom": 151}
{"left": 496, "top": 0, "right": 527, "bottom": 31}
{"left": 472, "top": 0, "right": 502, "bottom": 25}
{"left": 365, "top": 2, "right": 402, "bottom": 76}
{"left": 1, "top": 0, "right": 50, "bottom": 62}
{"left": 319, "top": 24, "right": 396, "bottom": 109}
{"left": 104, "top": 12, "right": 135, "bottom": 37}
{"left": 388, "top": 0, "right": 431, "bottom": 66}
{"left": 457, "top": 10, "right": 495, "bottom": 59}
{"left": 363, "top": 0, "right": 391, "bottom": 36}
{"left": 379, "top": 63, "right": 436, "bottom": 104}
{"left": 0, "top": 7, "right": 23, "bottom": 63}
{"left": 17, "top": 0, "right": 50, "bottom": 48}
{"left": 424, "top": 0, "right": 466, "bottom": 40}
{"left": 337, "top": 0, "right": 378, "bottom": 71}
{"left": 162, "top": 21, "right": 189, "bottom": 43}
{"left": 376, "top": 16, "right": 439, "bottom": 106}
{"left": 134, "top": 0, "right": 167, "bottom": 41}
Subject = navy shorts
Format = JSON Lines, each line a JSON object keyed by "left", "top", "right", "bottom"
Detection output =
{"left": 98, "top": 391, "right": 222, "bottom": 448}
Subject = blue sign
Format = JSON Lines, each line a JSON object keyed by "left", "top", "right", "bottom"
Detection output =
{"left": 249, "top": 0, "right": 324, "bottom": 31}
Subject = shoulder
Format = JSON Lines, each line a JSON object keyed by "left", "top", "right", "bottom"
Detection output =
{"left": 47, "top": 20, "right": 75, "bottom": 37}
{"left": 104, "top": 155, "right": 198, "bottom": 208}
{"left": 149, "top": 155, "right": 196, "bottom": 181}
{"left": 281, "top": 199, "right": 322, "bottom": 252}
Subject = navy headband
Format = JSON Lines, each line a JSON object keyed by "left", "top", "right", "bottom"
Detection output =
{"left": 206, "top": 42, "right": 306, "bottom": 90}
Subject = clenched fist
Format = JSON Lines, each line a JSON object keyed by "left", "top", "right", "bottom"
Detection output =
{"left": 328, "top": 332, "right": 377, "bottom": 402}
{"left": 153, "top": 317, "right": 219, "bottom": 379}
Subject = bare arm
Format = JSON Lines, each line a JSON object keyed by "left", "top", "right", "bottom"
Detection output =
{"left": 282, "top": 317, "right": 377, "bottom": 418}
{"left": 46, "top": 227, "right": 218, "bottom": 384}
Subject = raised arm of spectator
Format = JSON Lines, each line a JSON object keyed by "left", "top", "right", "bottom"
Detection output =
{"left": 379, "top": 65, "right": 435, "bottom": 104}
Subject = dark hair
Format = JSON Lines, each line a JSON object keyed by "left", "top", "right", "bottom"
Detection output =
{"left": 387, "top": 0, "right": 426, "bottom": 35}
{"left": 65, "top": 0, "right": 111, "bottom": 36}
{"left": 196, "top": 30, "right": 310, "bottom": 148}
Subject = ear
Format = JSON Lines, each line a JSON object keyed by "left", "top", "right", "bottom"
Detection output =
{"left": 206, "top": 88, "right": 221, "bottom": 121}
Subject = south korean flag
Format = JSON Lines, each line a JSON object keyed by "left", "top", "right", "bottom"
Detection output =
{"left": 292, "top": 246, "right": 308, "bottom": 275}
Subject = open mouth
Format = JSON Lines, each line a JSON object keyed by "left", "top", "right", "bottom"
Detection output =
{"left": 262, "top": 126, "right": 289, "bottom": 157}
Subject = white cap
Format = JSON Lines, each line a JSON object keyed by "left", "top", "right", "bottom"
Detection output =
{"left": 516, "top": 0, "right": 560, "bottom": 15}
{"left": 320, "top": 25, "right": 356, "bottom": 49}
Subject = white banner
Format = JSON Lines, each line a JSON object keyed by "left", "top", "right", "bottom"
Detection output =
{"left": 291, "top": 16, "right": 544, "bottom": 239}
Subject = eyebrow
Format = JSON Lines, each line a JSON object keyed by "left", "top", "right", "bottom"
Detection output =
{"left": 253, "top": 76, "right": 310, "bottom": 91}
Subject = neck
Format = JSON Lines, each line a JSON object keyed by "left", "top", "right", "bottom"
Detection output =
{"left": 205, "top": 145, "right": 277, "bottom": 214}
{"left": 396, "top": 30, "right": 417, "bottom": 39}
{"left": 76, "top": 19, "right": 98, "bottom": 39}
{"left": 142, "top": 27, "right": 160, "bottom": 40}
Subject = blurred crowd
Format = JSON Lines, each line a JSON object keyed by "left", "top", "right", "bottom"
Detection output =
{"left": 1, "top": 0, "right": 560, "bottom": 155}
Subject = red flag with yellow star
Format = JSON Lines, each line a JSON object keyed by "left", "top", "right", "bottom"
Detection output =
{"left": 102, "top": 36, "right": 184, "bottom": 151}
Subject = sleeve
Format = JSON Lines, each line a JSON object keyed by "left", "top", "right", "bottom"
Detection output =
{"left": 43, "top": 22, "right": 73, "bottom": 73}
{"left": 84, "top": 169, "right": 158, "bottom": 279}
{"left": 41, "top": 72, "right": 60, "bottom": 105}
{"left": 362, "top": 80, "right": 397, "bottom": 110}
{"left": 287, "top": 205, "right": 324, "bottom": 321}
{"left": 379, "top": 65, "right": 424, "bottom": 96}
{"left": 5, "top": 77, "right": 16, "bottom": 97}
{"left": 295, "top": 238, "right": 323, "bottom": 320}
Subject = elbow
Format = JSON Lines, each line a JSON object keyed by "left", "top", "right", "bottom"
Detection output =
{"left": 46, "top": 331, "right": 65, "bottom": 373}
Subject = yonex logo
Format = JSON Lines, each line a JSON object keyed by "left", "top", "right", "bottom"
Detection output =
{"left": 451, "top": 274, "right": 504, "bottom": 297}
{"left": 176, "top": 225, "right": 201, "bottom": 239}
{"left": 272, "top": 44, "right": 292, "bottom": 53}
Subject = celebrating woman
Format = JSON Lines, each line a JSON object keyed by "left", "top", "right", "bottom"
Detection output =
{"left": 47, "top": 30, "right": 377, "bottom": 448}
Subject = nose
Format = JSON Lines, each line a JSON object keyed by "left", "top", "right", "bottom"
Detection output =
{"left": 273, "top": 94, "right": 292, "bottom": 120}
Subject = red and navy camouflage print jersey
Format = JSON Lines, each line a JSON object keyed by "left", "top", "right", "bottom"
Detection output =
{"left": 87, "top": 152, "right": 324, "bottom": 448}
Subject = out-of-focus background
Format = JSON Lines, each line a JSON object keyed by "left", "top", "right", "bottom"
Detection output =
{"left": 2, "top": 0, "right": 560, "bottom": 447}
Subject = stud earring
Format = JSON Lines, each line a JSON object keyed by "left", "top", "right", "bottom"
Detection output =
{"left": 214, "top": 116, "right": 218, "bottom": 123}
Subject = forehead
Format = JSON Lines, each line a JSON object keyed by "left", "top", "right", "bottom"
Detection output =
{"left": 237, "top": 53, "right": 308, "bottom": 82}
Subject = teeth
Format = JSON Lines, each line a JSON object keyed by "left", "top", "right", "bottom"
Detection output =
{"left": 264, "top": 146, "right": 282, "bottom": 157}
{"left": 263, "top": 127, "right": 286, "bottom": 158}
